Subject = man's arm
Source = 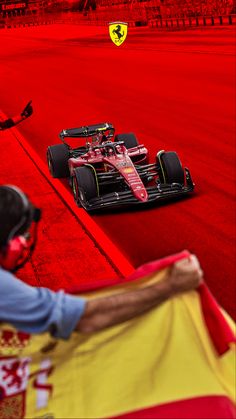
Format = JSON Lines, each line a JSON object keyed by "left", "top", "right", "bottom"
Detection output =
{"left": 0, "top": 255, "right": 202, "bottom": 339}
{"left": 0, "top": 268, "right": 85, "bottom": 339}
{"left": 77, "top": 255, "right": 203, "bottom": 334}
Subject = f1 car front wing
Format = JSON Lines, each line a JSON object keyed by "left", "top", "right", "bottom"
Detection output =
{"left": 83, "top": 168, "right": 194, "bottom": 211}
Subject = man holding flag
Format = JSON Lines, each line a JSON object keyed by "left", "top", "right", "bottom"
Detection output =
{"left": 0, "top": 184, "right": 202, "bottom": 338}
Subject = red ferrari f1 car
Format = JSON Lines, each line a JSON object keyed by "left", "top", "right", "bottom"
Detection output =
{"left": 47, "top": 123, "right": 194, "bottom": 211}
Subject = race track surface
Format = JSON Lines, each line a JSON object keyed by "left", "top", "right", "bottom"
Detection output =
{"left": 0, "top": 25, "right": 235, "bottom": 317}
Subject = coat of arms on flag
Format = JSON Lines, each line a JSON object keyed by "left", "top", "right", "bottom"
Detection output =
{"left": 109, "top": 22, "right": 128, "bottom": 46}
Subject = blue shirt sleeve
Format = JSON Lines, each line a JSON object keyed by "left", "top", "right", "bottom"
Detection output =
{"left": 0, "top": 268, "right": 86, "bottom": 339}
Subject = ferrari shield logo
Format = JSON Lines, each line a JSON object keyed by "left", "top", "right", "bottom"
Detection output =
{"left": 109, "top": 22, "right": 128, "bottom": 46}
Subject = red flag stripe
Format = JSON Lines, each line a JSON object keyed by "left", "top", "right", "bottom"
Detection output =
{"left": 111, "top": 395, "right": 236, "bottom": 419}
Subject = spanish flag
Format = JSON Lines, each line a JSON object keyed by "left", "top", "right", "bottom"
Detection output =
{"left": 0, "top": 251, "right": 235, "bottom": 419}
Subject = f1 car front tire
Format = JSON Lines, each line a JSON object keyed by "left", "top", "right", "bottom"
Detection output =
{"left": 47, "top": 144, "right": 70, "bottom": 178}
{"left": 157, "top": 151, "right": 185, "bottom": 185}
{"left": 72, "top": 166, "right": 98, "bottom": 206}
{"left": 115, "top": 133, "right": 139, "bottom": 149}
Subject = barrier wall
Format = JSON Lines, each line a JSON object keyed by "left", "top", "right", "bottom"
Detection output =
{"left": 148, "top": 14, "right": 236, "bottom": 28}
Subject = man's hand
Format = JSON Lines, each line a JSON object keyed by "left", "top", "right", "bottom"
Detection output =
{"left": 21, "top": 101, "right": 33, "bottom": 119}
{"left": 168, "top": 255, "right": 203, "bottom": 295}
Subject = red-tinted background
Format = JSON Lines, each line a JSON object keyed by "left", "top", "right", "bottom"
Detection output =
{"left": 0, "top": 3, "right": 235, "bottom": 318}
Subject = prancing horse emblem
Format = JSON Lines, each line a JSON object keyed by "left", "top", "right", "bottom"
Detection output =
{"left": 109, "top": 22, "right": 128, "bottom": 46}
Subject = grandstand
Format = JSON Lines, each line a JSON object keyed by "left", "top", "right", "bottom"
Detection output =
{"left": 0, "top": 0, "right": 45, "bottom": 16}
{"left": 80, "top": 0, "right": 234, "bottom": 23}
{"left": 0, "top": 0, "right": 73, "bottom": 16}
{"left": 158, "top": 0, "right": 234, "bottom": 18}
{"left": 89, "top": 0, "right": 234, "bottom": 17}
{"left": 0, "top": 0, "right": 235, "bottom": 26}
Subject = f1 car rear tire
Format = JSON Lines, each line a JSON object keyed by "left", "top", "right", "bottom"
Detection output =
{"left": 72, "top": 166, "right": 98, "bottom": 205}
{"left": 115, "top": 133, "right": 139, "bottom": 149}
{"left": 47, "top": 144, "right": 70, "bottom": 178}
{"left": 157, "top": 151, "right": 185, "bottom": 185}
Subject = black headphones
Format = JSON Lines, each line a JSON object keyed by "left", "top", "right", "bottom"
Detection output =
{"left": 0, "top": 185, "right": 41, "bottom": 271}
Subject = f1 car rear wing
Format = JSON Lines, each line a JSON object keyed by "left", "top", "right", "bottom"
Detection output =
{"left": 59, "top": 123, "right": 115, "bottom": 140}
